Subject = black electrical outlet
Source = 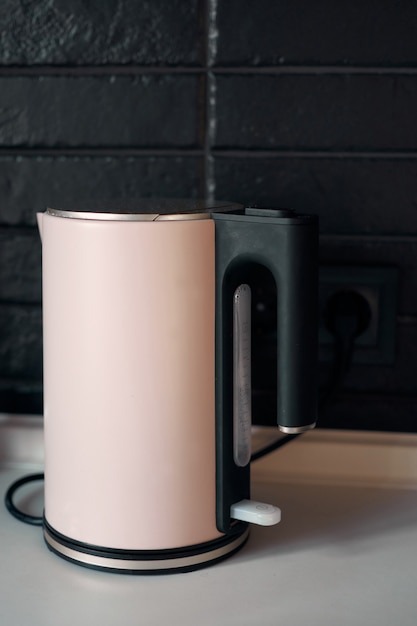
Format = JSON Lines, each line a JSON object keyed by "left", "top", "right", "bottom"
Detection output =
{"left": 319, "top": 266, "right": 398, "bottom": 365}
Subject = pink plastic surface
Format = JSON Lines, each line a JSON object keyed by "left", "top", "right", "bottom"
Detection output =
{"left": 41, "top": 213, "right": 220, "bottom": 550}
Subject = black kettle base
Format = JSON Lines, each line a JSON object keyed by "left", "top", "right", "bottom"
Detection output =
{"left": 43, "top": 518, "right": 250, "bottom": 574}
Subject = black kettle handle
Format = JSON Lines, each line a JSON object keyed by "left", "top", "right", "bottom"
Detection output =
{"left": 212, "top": 207, "right": 318, "bottom": 532}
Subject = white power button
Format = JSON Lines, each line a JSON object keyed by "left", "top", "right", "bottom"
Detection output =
{"left": 230, "top": 499, "right": 281, "bottom": 526}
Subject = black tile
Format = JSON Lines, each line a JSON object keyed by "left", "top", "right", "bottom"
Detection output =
{"left": 214, "top": 74, "right": 417, "bottom": 151}
{"left": 0, "top": 304, "right": 42, "bottom": 380}
{"left": 0, "top": 155, "right": 204, "bottom": 225}
{"left": 0, "top": 384, "right": 42, "bottom": 415}
{"left": 213, "top": 156, "right": 417, "bottom": 235}
{"left": 318, "top": 393, "right": 417, "bottom": 432}
{"left": 0, "top": 230, "right": 41, "bottom": 303}
{"left": 0, "top": 75, "right": 203, "bottom": 148}
{"left": 321, "top": 322, "right": 417, "bottom": 395}
{"left": 216, "top": 0, "right": 417, "bottom": 67}
{"left": 320, "top": 236, "right": 417, "bottom": 316}
{"left": 0, "top": 0, "right": 203, "bottom": 66}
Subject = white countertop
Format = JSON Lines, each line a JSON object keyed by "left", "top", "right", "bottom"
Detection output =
{"left": 1, "top": 418, "right": 417, "bottom": 625}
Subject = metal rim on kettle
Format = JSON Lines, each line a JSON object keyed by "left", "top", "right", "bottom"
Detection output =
{"left": 45, "top": 199, "right": 242, "bottom": 222}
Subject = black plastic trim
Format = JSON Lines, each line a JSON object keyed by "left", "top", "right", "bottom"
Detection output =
{"left": 43, "top": 517, "right": 248, "bottom": 562}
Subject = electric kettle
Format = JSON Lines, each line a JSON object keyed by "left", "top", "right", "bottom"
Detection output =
{"left": 36, "top": 198, "right": 318, "bottom": 573}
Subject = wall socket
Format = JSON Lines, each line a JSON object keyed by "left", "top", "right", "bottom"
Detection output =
{"left": 319, "top": 266, "right": 398, "bottom": 365}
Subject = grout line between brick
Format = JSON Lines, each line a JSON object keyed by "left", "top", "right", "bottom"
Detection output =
{"left": 0, "top": 65, "right": 416, "bottom": 77}
{"left": 1, "top": 148, "right": 417, "bottom": 160}
{"left": 0, "top": 66, "right": 205, "bottom": 76}
{"left": 211, "top": 149, "right": 417, "bottom": 159}
{"left": 213, "top": 65, "right": 417, "bottom": 75}
{"left": 0, "top": 148, "right": 205, "bottom": 157}
{"left": 202, "top": 0, "right": 218, "bottom": 202}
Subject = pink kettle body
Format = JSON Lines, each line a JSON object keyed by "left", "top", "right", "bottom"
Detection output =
{"left": 37, "top": 199, "right": 318, "bottom": 573}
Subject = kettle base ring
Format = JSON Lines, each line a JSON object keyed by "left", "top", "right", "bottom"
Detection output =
{"left": 43, "top": 518, "right": 249, "bottom": 574}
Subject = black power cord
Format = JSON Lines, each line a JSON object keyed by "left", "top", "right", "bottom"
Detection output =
{"left": 251, "top": 433, "right": 300, "bottom": 461}
{"left": 319, "top": 289, "right": 371, "bottom": 409}
{"left": 4, "top": 472, "right": 44, "bottom": 526}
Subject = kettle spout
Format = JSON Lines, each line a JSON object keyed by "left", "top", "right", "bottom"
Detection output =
{"left": 36, "top": 212, "right": 44, "bottom": 242}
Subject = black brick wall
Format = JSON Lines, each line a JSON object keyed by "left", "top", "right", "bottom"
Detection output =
{"left": 0, "top": 0, "right": 416, "bottom": 431}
